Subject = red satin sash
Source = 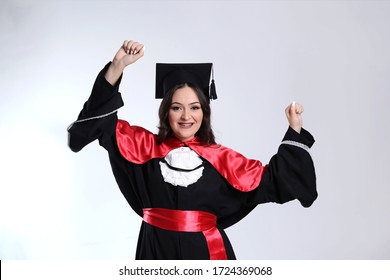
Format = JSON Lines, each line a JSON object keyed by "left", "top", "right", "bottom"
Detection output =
{"left": 143, "top": 208, "right": 228, "bottom": 260}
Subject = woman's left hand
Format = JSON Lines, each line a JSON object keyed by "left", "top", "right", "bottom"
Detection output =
{"left": 285, "top": 101, "right": 304, "bottom": 134}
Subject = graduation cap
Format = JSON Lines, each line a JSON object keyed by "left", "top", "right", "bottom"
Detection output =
{"left": 155, "top": 63, "right": 217, "bottom": 101}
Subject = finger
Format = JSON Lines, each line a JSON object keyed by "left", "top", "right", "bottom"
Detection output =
{"left": 122, "top": 40, "right": 131, "bottom": 54}
{"left": 127, "top": 40, "right": 136, "bottom": 54}
{"left": 133, "top": 43, "right": 144, "bottom": 55}
{"left": 285, "top": 101, "right": 300, "bottom": 117}
{"left": 289, "top": 101, "right": 297, "bottom": 115}
{"left": 129, "top": 41, "right": 144, "bottom": 55}
{"left": 123, "top": 40, "right": 136, "bottom": 54}
{"left": 295, "top": 103, "right": 304, "bottom": 114}
{"left": 285, "top": 103, "right": 293, "bottom": 117}
{"left": 127, "top": 41, "right": 144, "bottom": 55}
{"left": 289, "top": 101, "right": 303, "bottom": 114}
{"left": 132, "top": 45, "right": 145, "bottom": 60}
{"left": 291, "top": 101, "right": 298, "bottom": 115}
{"left": 122, "top": 40, "right": 129, "bottom": 48}
{"left": 128, "top": 41, "right": 137, "bottom": 54}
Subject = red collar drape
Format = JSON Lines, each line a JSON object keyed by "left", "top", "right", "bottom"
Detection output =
{"left": 116, "top": 119, "right": 266, "bottom": 192}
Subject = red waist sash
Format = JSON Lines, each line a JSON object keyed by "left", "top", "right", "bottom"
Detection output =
{"left": 143, "top": 208, "right": 227, "bottom": 260}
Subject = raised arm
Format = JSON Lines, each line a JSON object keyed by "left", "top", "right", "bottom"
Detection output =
{"left": 246, "top": 102, "right": 317, "bottom": 208}
{"left": 67, "top": 40, "right": 144, "bottom": 152}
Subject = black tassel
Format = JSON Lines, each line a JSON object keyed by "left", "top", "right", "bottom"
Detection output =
{"left": 209, "top": 64, "right": 217, "bottom": 100}
{"left": 210, "top": 79, "right": 217, "bottom": 100}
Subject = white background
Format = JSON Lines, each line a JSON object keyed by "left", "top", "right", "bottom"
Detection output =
{"left": 0, "top": 0, "right": 389, "bottom": 260}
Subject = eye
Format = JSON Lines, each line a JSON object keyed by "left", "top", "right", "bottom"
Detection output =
{"left": 170, "top": 106, "right": 182, "bottom": 111}
{"left": 191, "top": 106, "right": 201, "bottom": 111}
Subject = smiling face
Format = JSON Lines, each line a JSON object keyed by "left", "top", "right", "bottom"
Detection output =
{"left": 168, "top": 86, "right": 204, "bottom": 142}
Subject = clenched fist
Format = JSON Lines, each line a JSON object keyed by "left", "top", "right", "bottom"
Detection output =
{"left": 105, "top": 40, "right": 145, "bottom": 85}
{"left": 285, "top": 101, "right": 304, "bottom": 134}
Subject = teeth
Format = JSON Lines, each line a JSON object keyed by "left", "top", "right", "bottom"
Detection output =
{"left": 179, "top": 123, "right": 192, "bottom": 127}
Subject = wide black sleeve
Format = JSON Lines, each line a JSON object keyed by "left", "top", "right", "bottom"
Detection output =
{"left": 67, "top": 62, "right": 124, "bottom": 152}
{"left": 67, "top": 63, "right": 144, "bottom": 217}
{"left": 246, "top": 127, "right": 317, "bottom": 208}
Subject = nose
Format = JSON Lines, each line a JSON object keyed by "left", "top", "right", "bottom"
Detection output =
{"left": 181, "top": 109, "right": 190, "bottom": 120}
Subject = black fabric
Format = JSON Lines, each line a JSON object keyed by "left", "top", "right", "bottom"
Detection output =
{"left": 67, "top": 63, "right": 318, "bottom": 259}
{"left": 155, "top": 63, "right": 213, "bottom": 100}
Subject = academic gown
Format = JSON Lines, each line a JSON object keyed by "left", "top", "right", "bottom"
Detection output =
{"left": 67, "top": 63, "right": 317, "bottom": 260}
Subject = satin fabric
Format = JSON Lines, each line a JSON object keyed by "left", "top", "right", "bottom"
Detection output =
{"left": 143, "top": 208, "right": 227, "bottom": 260}
{"left": 116, "top": 119, "right": 267, "bottom": 192}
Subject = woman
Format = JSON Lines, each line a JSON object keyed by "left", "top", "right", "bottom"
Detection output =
{"left": 68, "top": 40, "right": 317, "bottom": 260}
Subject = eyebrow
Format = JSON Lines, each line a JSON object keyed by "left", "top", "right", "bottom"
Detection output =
{"left": 171, "top": 101, "right": 201, "bottom": 105}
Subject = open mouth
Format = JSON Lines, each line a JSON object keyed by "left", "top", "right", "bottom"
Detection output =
{"left": 178, "top": 123, "right": 194, "bottom": 128}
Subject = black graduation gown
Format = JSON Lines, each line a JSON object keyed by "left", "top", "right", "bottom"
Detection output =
{"left": 67, "top": 63, "right": 317, "bottom": 260}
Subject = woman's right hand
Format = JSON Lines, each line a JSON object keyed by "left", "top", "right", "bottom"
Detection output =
{"left": 105, "top": 40, "right": 145, "bottom": 85}
{"left": 113, "top": 40, "right": 145, "bottom": 68}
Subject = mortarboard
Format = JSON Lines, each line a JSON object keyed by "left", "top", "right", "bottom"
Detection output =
{"left": 155, "top": 63, "right": 217, "bottom": 101}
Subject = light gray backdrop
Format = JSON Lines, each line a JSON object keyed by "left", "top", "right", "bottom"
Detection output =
{"left": 1, "top": 0, "right": 389, "bottom": 259}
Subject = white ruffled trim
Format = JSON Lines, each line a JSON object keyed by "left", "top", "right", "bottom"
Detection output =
{"left": 159, "top": 147, "right": 204, "bottom": 187}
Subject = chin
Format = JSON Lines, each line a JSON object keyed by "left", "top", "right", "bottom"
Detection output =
{"left": 176, "top": 134, "right": 195, "bottom": 142}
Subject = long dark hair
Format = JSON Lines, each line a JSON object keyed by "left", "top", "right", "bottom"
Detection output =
{"left": 157, "top": 83, "right": 216, "bottom": 145}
